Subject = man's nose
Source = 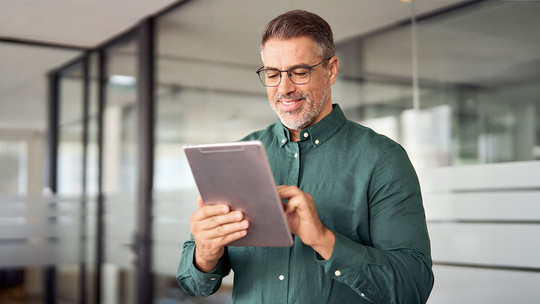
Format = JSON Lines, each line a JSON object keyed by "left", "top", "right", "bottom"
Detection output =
{"left": 277, "top": 72, "right": 296, "bottom": 95}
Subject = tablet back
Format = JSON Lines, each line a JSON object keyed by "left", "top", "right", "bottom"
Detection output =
{"left": 184, "top": 141, "right": 293, "bottom": 247}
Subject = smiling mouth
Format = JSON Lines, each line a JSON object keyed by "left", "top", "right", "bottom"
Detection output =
{"left": 282, "top": 99, "right": 300, "bottom": 105}
{"left": 279, "top": 98, "right": 304, "bottom": 112}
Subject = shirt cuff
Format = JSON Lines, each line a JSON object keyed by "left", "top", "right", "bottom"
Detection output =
{"left": 187, "top": 247, "right": 223, "bottom": 292}
{"left": 314, "top": 231, "right": 378, "bottom": 301}
{"left": 314, "top": 231, "right": 357, "bottom": 280}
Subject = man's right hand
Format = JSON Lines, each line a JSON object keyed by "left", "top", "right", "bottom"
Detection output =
{"left": 190, "top": 197, "right": 249, "bottom": 273}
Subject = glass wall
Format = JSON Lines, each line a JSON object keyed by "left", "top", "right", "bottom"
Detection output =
{"left": 336, "top": 1, "right": 540, "bottom": 168}
{"left": 0, "top": 40, "right": 82, "bottom": 302}
{"left": 83, "top": 52, "right": 100, "bottom": 304}
{"left": 56, "top": 62, "right": 86, "bottom": 303}
{"left": 55, "top": 56, "right": 99, "bottom": 303}
{"left": 100, "top": 36, "right": 140, "bottom": 304}
{"left": 0, "top": 140, "right": 28, "bottom": 301}
{"left": 0, "top": 141, "right": 27, "bottom": 194}
{"left": 415, "top": 0, "right": 540, "bottom": 165}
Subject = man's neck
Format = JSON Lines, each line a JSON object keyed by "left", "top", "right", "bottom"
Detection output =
{"left": 289, "top": 129, "right": 300, "bottom": 142}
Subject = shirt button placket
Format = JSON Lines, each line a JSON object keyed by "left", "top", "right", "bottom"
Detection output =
{"left": 287, "top": 142, "right": 300, "bottom": 188}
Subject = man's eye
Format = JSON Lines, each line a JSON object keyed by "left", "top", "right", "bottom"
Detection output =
{"left": 265, "top": 71, "right": 280, "bottom": 78}
{"left": 292, "top": 68, "right": 309, "bottom": 77}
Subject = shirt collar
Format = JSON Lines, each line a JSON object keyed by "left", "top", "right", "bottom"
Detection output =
{"left": 274, "top": 104, "right": 347, "bottom": 148}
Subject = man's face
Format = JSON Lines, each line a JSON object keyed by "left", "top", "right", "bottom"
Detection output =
{"left": 261, "top": 37, "right": 337, "bottom": 131}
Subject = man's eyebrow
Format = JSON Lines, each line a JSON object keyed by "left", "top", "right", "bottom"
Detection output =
{"left": 263, "top": 63, "right": 311, "bottom": 70}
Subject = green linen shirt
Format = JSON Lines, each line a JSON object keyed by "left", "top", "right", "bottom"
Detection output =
{"left": 177, "top": 104, "right": 433, "bottom": 303}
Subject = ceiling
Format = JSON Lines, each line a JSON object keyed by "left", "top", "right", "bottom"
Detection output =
{"left": 0, "top": 0, "right": 179, "bottom": 131}
{"left": 0, "top": 0, "right": 483, "bottom": 131}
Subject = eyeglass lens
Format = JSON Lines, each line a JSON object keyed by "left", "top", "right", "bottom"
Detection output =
{"left": 259, "top": 66, "right": 311, "bottom": 86}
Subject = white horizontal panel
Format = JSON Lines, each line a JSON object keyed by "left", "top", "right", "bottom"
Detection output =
{"left": 424, "top": 191, "right": 540, "bottom": 220}
{"left": 0, "top": 222, "right": 81, "bottom": 239}
{"left": 419, "top": 161, "right": 540, "bottom": 192}
{"left": 428, "top": 223, "right": 540, "bottom": 268}
{"left": 429, "top": 265, "right": 540, "bottom": 304}
{"left": 0, "top": 194, "right": 83, "bottom": 204}
{"left": 0, "top": 202, "right": 81, "bottom": 217}
{"left": 0, "top": 242, "right": 56, "bottom": 267}
{"left": 0, "top": 239, "right": 80, "bottom": 267}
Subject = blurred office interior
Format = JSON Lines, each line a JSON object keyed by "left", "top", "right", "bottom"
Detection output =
{"left": 1, "top": 0, "right": 540, "bottom": 303}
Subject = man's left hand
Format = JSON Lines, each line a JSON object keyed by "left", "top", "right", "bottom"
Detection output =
{"left": 277, "top": 185, "right": 335, "bottom": 260}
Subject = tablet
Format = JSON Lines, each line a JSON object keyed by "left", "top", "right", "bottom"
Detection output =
{"left": 184, "top": 141, "right": 293, "bottom": 247}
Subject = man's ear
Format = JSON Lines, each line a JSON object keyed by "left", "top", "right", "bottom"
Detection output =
{"left": 328, "top": 56, "right": 339, "bottom": 85}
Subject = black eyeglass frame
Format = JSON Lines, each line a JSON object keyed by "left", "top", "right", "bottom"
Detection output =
{"left": 256, "top": 57, "right": 332, "bottom": 87}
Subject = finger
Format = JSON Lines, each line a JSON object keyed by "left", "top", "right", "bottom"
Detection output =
{"left": 203, "top": 220, "right": 250, "bottom": 240}
{"left": 191, "top": 204, "right": 230, "bottom": 221}
{"left": 198, "top": 211, "right": 245, "bottom": 232}
{"left": 276, "top": 185, "right": 301, "bottom": 199}
{"left": 195, "top": 221, "right": 249, "bottom": 248}
{"left": 284, "top": 200, "right": 299, "bottom": 215}
{"left": 218, "top": 229, "right": 248, "bottom": 246}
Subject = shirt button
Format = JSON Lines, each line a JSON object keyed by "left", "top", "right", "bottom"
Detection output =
{"left": 281, "top": 138, "right": 286, "bottom": 144}
{"left": 210, "top": 277, "right": 217, "bottom": 281}
{"left": 360, "top": 293, "right": 366, "bottom": 297}
{"left": 279, "top": 274, "right": 285, "bottom": 281}
{"left": 303, "top": 132, "right": 309, "bottom": 138}
{"left": 294, "top": 153, "right": 298, "bottom": 159}
{"left": 315, "top": 139, "right": 320, "bottom": 145}
{"left": 334, "top": 270, "right": 341, "bottom": 277}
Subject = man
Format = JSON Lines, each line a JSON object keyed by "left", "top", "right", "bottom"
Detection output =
{"left": 177, "top": 10, "right": 434, "bottom": 303}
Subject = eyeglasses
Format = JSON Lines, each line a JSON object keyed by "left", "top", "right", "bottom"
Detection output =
{"left": 256, "top": 57, "right": 331, "bottom": 87}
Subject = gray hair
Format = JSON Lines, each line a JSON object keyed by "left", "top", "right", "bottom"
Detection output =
{"left": 260, "top": 10, "right": 335, "bottom": 60}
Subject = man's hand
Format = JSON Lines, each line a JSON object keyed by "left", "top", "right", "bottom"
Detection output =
{"left": 190, "top": 197, "right": 249, "bottom": 272}
{"left": 277, "top": 185, "right": 335, "bottom": 260}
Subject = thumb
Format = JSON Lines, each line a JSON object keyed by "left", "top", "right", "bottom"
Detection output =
{"left": 196, "top": 196, "right": 204, "bottom": 209}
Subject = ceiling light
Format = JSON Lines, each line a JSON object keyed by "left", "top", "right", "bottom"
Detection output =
{"left": 109, "top": 75, "right": 136, "bottom": 86}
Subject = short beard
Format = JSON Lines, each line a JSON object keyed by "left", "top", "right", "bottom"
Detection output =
{"left": 272, "top": 82, "right": 330, "bottom": 131}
